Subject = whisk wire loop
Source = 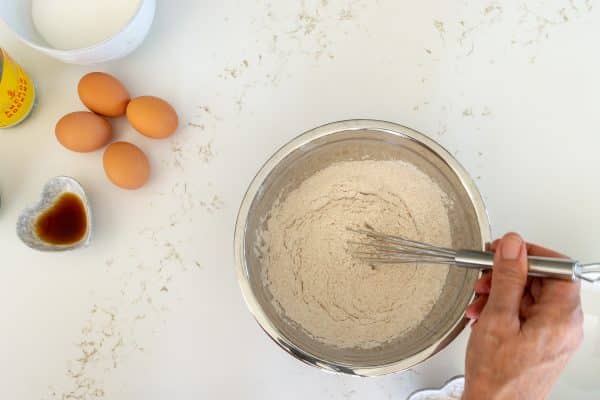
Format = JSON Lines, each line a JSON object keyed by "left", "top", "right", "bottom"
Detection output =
{"left": 348, "top": 227, "right": 600, "bottom": 282}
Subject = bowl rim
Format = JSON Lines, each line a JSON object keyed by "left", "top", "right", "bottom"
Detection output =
{"left": 234, "top": 119, "right": 491, "bottom": 376}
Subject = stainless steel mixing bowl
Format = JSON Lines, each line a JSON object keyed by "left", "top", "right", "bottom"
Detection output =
{"left": 234, "top": 120, "right": 490, "bottom": 376}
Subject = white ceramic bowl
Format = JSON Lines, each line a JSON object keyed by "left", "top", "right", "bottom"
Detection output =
{"left": 0, "top": 0, "right": 155, "bottom": 64}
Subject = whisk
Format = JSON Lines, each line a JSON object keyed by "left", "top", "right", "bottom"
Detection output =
{"left": 348, "top": 228, "right": 600, "bottom": 283}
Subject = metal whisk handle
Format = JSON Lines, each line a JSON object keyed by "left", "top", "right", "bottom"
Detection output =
{"left": 455, "top": 251, "right": 577, "bottom": 280}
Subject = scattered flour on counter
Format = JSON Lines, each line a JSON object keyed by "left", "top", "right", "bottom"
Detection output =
{"left": 261, "top": 160, "right": 452, "bottom": 349}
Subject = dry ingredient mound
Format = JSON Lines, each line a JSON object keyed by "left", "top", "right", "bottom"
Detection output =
{"left": 261, "top": 160, "right": 452, "bottom": 349}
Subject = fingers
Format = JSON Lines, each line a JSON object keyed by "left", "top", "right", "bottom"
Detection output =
{"left": 519, "top": 242, "right": 578, "bottom": 307}
{"left": 488, "top": 239, "right": 500, "bottom": 252}
{"left": 525, "top": 242, "right": 567, "bottom": 258}
{"left": 484, "top": 233, "right": 528, "bottom": 322}
{"left": 520, "top": 292, "right": 535, "bottom": 319}
{"left": 489, "top": 239, "right": 567, "bottom": 259}
{"left": 467, "top": 272, "right": 492, "bottom": 321}
{"left": 470, "top": 291, "right": 534, "bottom": 321}
{"left": 474, "top": 272, "right": 492, "bottom": 294}
{"left": 537, "top": 278, "right": 581, "bottom": 307}
{"left": 466, "top": 295, "right": 488, "bottom": 320}
{"left": 530, "top": 278, "right": 543, "bottom": 301}
{"left": 485, "top": 235, "right": 581, "bottom": 328}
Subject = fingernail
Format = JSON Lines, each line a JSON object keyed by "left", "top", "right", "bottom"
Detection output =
{"left": 501, "top": 235, "right": 522, "bottom": 260}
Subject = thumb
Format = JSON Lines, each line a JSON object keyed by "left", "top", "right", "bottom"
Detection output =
{"left": 486, "top": 233, "right": 528, "bottom": 320}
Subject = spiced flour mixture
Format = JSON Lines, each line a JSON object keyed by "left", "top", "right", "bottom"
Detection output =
{"left": 260, "top": 160, "right": 452, "bottom": 349}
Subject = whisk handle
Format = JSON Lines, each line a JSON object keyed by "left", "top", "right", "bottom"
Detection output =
{"left": 455, "top": 251, "right": 577, "bottom": 280}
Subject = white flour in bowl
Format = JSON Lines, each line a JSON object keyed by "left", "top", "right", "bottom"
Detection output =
{"left": 260, "top": 160, "right": 452, "bottom": 349}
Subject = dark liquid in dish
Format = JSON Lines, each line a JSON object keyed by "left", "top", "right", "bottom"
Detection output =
{"left": 35, "top": 192, "right": 87, "bottom": 245}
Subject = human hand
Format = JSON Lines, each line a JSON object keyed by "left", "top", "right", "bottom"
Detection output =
{"left": 462, "top": 233, "right": 583, "bottom": 400}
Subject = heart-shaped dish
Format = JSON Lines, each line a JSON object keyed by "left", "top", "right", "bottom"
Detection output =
{"left": 16, "top": 176, "right": 92, "bottom": 251}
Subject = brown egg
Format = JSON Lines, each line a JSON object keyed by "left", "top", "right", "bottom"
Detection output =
{"left": 78, "top": 72, "right": 130, "bottom": 117}
{"left": 126, "top": 96, "right": 178, "bottom": 139}
{"left": 55, "top": 111, "right": 112, "bottom": 152}
{"left": 103, "top": 142, "right": 150, "bottom": 189}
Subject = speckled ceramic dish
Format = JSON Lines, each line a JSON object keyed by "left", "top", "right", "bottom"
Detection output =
{"left": 17, "top": 176, "right": 92, "bottom": 251}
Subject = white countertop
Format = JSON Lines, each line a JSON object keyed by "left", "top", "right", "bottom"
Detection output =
{"left": 1, "top": 1, "right": 600, "bottom": 398}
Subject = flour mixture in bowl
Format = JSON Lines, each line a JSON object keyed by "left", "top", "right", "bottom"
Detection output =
{"left": 261, "top": 160, "right": 452, "bottom": 349}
